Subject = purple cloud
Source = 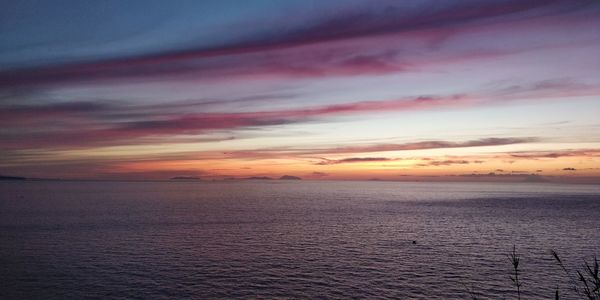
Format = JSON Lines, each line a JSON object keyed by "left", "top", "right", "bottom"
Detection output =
{"left": 1, "top": 0, "right": 597, "bottom": 87}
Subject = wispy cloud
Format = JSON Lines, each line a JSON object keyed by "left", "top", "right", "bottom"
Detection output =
{"left": 310, "top": 171, "right": 329, "bottom": 177}
{"left": 315, "top": 157, "right": 393, "bottom": 165}
{"left": 507, "top": 149, "right": 600, "bottom": 159}
{"left": 221, "top": 137, "right": 537, "bottom": 161}
{"left": 6, "top": 72, "right": 597, "bottom": 151}
{"left": 314, "top": 138, "right": 536, "bottom": 155}
{"left": 2, "top": 1, "right": 600, "bottom": 180}
{"left": 2, "top": 1, "right": 597, "bottom": 87}
{"left": 417, "top": 159, "right": 484, "bottom": 167}
{"left": 0, "top": 94, "right": 475, "bottom": 149}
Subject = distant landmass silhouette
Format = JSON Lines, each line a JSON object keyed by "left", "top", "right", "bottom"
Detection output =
{"left": 170, "top": 176, "right": 200, "bottom": 180}
{"left": 244, "top": 176, "right": 273, "bottom": 180}
{"left": 279, "top": 175, "right": 301, "bottom": 180}
{"left": 523, "top": 174, "right": 548, "bottom": 183}
{"left": 0, "top": 175, "right": 26, "bottom": 181}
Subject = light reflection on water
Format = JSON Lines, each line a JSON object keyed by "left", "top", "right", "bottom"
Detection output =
{"left": 1, "top": 181, "right": 599, "bottom": 299}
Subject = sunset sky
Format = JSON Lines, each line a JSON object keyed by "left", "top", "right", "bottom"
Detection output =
{"left": 1, "top": 0, "right": 600, "bottom": 182}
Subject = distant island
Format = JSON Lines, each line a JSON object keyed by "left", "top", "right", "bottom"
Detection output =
{"left": 0, "top": 175, "right": 26, "bottom": 181}
{"left": 170, "top": 176, "right": 200, "bottom": 180}
{"left": 522, "top": 174, "right": 548, "bottom": 183}
{"left": 235, "top": 175, "right": 302, "bottom": 180}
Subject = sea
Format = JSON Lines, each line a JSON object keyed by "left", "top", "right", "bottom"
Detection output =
{"left": 1, "top": 180, "right": 599, "bottom": 299}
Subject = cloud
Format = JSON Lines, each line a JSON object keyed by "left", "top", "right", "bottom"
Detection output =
{"left": 1, "top": 73, "right": 544, "bottom": 153}
{"left": 489, "top": 78, "right": 600, "bottom": 100}
{"left": 0, "top": 94, "right": 477, "bottom": 149}
{"left": 417, "top": 159, "right": 484, "bottom": 167}
{"left": 219, "top": 137, "right": 536, "bottom": 162}
{"left": 310, "top": 171, "right": 329, "bottom": 177}
{"left": 317, "top": 137, "right": 536, "bottom": 155}
{"left": 1, "top": 1, "right": 597, "bottom": 87}
{"left": 0, "top": 101, "right": 110, "bottom": 125}
{"left": 316, "top": 157, "right": 393, "bottom": 165}
{"left": 508, "top": 149, "right": 600, "bottom": 159}
{"left": 459, "top": 172, "right": 537, "bottom": 177}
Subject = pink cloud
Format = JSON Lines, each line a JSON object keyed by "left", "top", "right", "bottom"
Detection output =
{"left": 1, "top": 76, "right": 596, "bottom": 151}
{"left": 315, "top": 157, "right": 394, "bottom": 165}
{"left": 1, "top": 1, "right": 596, "bottom": 87}
{"left": 0, "top": 94, "right": 475, "bottom": 149}
{"left": 220, "top": 138, "right": 536, "bottom": 161}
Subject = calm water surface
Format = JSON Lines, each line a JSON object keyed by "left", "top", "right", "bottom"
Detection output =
{"left": 1, "top": 181, "right": 599, "bottom": 299}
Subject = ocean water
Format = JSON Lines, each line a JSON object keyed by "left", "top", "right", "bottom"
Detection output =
{"left": 1, "top": 181, "right": 599, "bottom": 299}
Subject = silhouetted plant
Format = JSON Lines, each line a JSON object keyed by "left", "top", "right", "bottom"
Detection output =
{"left": 464, "top": 247, "right": 599, "bottom": 299}
{"left": 509, "top": 245, "right": 522, "bottom": 300}
{"left": 551, "top": 249, "right": 583, "bottom": 298}
{"left": 551, "top": 250, "right": 600, "bottom": 300}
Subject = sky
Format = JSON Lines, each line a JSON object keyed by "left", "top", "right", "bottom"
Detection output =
{"left": 1, "top": 0, "right": 600, "bottom": 182}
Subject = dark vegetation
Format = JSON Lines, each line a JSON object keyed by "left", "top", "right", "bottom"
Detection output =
{"left": 468, "top": 247, "right": 599, "bottom": 299}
